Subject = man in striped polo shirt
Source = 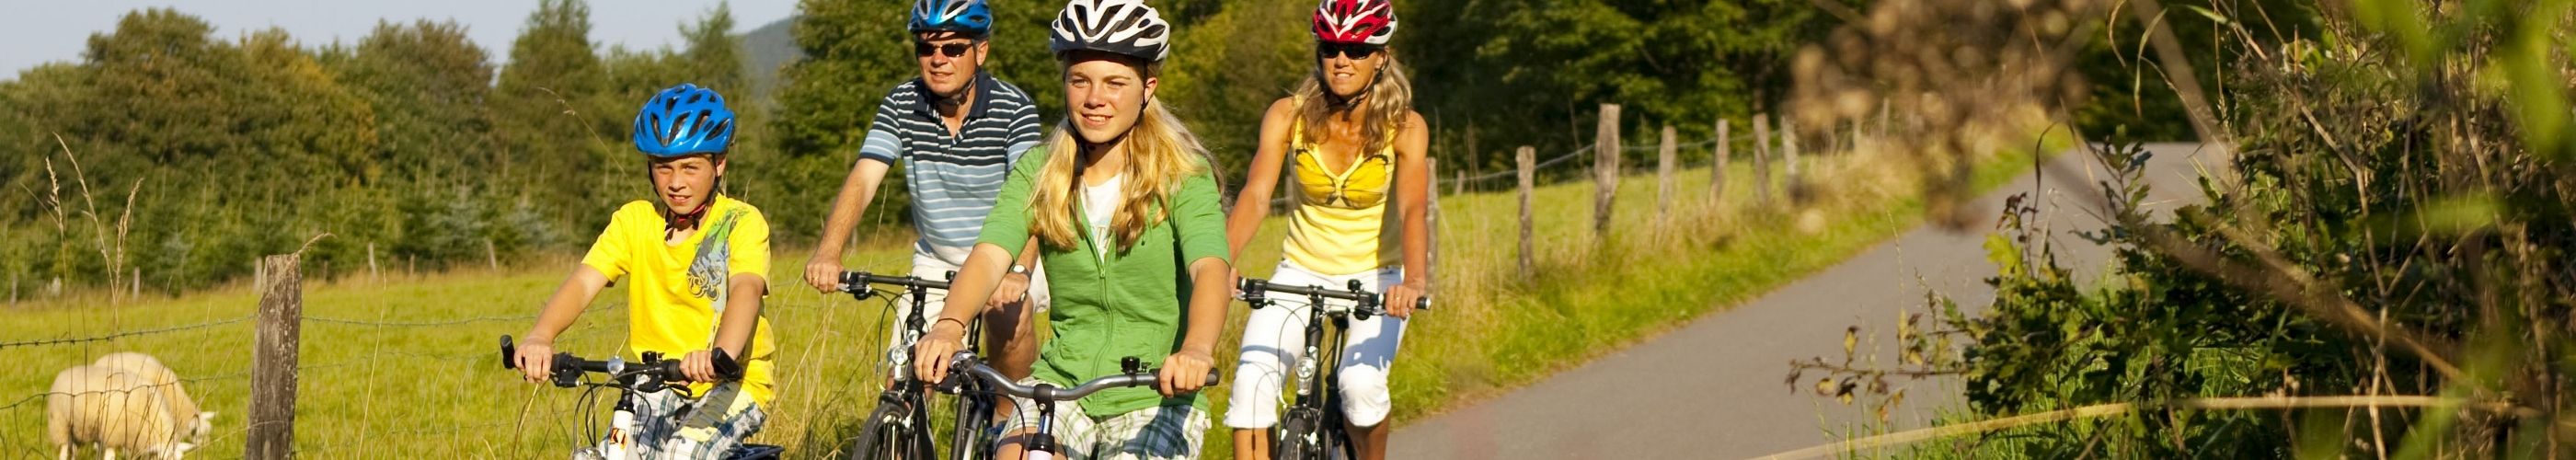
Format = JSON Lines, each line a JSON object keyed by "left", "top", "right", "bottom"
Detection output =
{"left": 802, "top": 0, "right": 1048, "bottom": 382}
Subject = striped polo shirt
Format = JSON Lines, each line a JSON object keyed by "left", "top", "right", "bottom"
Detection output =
{"left": 858, "top": 72, "right": 1044, "bottom": 264}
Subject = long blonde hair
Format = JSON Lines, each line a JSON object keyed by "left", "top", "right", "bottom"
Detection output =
{"left": 1028, "top": 63, "right": 1218, "bottom": 252}
{"left": 1293, "top": 49, "right": 1414, "bottom": 152}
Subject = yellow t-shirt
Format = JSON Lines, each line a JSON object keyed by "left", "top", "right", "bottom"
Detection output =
{"left": 581, "top": 196, "right": 777, "bottom": 405}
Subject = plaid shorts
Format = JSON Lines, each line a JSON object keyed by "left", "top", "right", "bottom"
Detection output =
{"left": 998, "top": 378, "right": 1209, "bottom": 460}
{"left": 621, "top": 382, "right": 768, "bottom": 459}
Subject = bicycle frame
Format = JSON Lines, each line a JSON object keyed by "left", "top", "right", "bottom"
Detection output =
{"left": 842, "top": 271, "right": 994, "bottom": 460}
{"left": 1237, "top": 278, "right": 1423, "bottom": 460}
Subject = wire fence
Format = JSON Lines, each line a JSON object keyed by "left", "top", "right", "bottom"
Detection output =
{"left": 0, "top": 285, "right": 621, "bottom": 456}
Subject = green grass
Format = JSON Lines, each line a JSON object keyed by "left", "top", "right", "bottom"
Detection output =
{"left": 0, "top": 134, "right": 2057, "bottom": 458}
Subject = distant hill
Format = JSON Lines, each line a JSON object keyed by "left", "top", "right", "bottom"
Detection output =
{"left": 740, "top": 16, "right": 799, "bottom": 100}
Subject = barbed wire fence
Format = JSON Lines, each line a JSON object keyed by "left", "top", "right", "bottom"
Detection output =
{"left": 0, "top": 247, "right": 648, "bottom": 458}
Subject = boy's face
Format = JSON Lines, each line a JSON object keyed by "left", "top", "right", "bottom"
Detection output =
{"left": 650, "top": 155, "right": 724, "bottom": 212}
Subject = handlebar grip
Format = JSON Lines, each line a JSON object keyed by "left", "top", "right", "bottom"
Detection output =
{"left": 1202, "top": 369, "right": 1222, "bottom": 387}
{"left": 710, "top": 348, "right": 745, "bottom": 381}
{"left": 500, "top": 335, "right": 518, "bottom": 370}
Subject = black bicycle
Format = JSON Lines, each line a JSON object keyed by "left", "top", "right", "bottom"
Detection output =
{"left": 935, "top": 351, "right": 1220, "bottom": 460}
{"left": 839, "top": 270, "right": 997, "bottom": 460}
{"left": 1236, "top": 278, "right": 1428, "bottom": 460}
{"left": 498, "top": 335, "right": 785, "bottom": 460}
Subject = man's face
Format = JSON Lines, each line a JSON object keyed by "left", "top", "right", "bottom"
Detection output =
{"left": 650, "top": 155, "right": 724, "bottom": 212}
{"left": 916, "top": 31, "right": 986, "bottom": 98}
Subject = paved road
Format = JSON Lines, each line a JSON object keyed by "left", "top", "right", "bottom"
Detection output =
{"left": 1391, "top": 144, "right": 2229, "bottom": 459}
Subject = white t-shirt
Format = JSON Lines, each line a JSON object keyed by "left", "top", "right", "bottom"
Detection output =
{"left": 1082, "top": 174, "right": 1124, "bottom": 258}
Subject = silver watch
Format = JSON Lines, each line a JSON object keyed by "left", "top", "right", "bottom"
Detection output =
{"left": 1009, "top": 263, "right": 1029, "bottom": 275}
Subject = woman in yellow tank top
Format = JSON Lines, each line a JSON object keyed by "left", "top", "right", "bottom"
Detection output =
{"left": 1220, "top": 1, "right": 1429, "bottom": 459}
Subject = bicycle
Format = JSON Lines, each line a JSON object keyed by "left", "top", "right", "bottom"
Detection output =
{"left": 934, "top": 351, "right": 1220, "bottom": 460}
{"left": 837, "top": 270, "right": 994, "bottom": 460}
{"left": 497, "top": 335, "right": 785, "bottom": 460}
{"left": 1235, "top": 278, "right": 1429, "bottom": 460}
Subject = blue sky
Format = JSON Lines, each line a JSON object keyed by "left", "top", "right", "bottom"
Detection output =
{"left": 3, "top": 0, "right": 800, "bottom": 76}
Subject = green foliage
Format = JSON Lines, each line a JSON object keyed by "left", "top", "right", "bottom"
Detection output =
{"left": 1926, "top": 1, "right": 2576, "bottom": 455}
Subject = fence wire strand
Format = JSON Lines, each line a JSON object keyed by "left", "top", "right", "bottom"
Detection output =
{"left": 0, "top": 316, "right": 252, "bottom": 351}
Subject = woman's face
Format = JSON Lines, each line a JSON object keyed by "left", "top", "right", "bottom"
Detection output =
{"left": 1317, "top": 41, "right": 1386, "bottom": 98}
{"left": 1063, "top": 52, "right": 1156, "bottom": 144}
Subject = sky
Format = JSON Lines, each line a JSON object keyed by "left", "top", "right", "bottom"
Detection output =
{"left": 1, "top": 0, "right": 800, "bottom": 76}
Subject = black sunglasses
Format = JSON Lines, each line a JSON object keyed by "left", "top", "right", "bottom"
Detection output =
{"left": 1316, "top": 42, "right": 1382, "bottom": 60}
{"left": 914, "top": 40, "right": 977, "bottom": 58}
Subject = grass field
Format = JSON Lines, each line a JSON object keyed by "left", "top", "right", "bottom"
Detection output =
{"left": 0, "top": 133, "right": 2056, "bottom": 458}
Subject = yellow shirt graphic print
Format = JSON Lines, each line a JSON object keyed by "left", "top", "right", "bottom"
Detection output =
{"left": 580, "top": 196, "right": 778, "bottom": 405}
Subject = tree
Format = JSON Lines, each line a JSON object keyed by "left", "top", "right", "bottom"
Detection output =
{"left": 496, "top": 0, "right": 620, "bottom": 234}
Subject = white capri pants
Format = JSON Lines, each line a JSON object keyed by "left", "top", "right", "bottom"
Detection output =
{"left": 1225, "top": 261, "right": 1408, "bottom": 428}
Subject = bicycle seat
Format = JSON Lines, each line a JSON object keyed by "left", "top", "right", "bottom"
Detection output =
{"left": 726, "top": 443, "right": 785, "bottom": 460}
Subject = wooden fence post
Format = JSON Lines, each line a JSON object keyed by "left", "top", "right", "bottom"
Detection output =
{"left": 1427, "top": 156, "right": 1442, "bottom": 282}
{"left": 1593, "top": 104, "right": 1622, "bottom": 238}
{"left": 247, "top": 253, "right": 305, "bottom": 459}
{"left": 367, "top": 243, "right": 380, "bottom": 284}
{"left": 1713, "top": 119, "right": 1731, "bottom": 205}
{"left": 485, "top": 238, "right": 500, "bottom": 271}
{"left": 1754, "top": 114, "right": 1774, "bottom": 207}
{"left": 131, "top": 268, "right": 140, "bottom": 300}
{"left": 11, "top": 272, "right": 17, "bottom": 305}
{"left": 1782, "top": 113, "right": 1803, "bottom": 204}
{"left": 1517, "top": 146, "right": 1536, "bottom": 284}
{"left": 1657, "top": 125, "right": 1676, "bottom": 224}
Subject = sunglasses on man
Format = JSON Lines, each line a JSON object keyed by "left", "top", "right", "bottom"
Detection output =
{"left": 1316, "top": 42, "right": 1382, "bottom": 60}
{"left": 915, "top": 40, "right": 980, "bottom": 58}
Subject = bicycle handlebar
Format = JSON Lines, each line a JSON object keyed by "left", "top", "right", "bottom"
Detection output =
{"left": 500, "top": 335, "right": 742, "bottom": 387}
{"left": 839, "top": 270, "right": 951, "bottom": 293}
{"left": 1236, "top": 278, "right": 1431, "bottom": 318}
{"left": 937, "top": 352, "right": 1219, "bottom": 402}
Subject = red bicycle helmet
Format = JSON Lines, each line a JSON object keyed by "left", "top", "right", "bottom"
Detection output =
{"left": 1312, "top": 0, "right": 1397, "bottom": 45}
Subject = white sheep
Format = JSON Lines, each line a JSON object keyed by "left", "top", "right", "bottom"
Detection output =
{"left": 90, "top": 352, "right": 213, "bottom": 447}
{"left": 47, "top": 365, "right": 197, "bottom": 460}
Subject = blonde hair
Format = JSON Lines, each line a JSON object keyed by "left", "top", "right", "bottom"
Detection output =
{"left": 1293, "top": 49, "right": 1414, "bottom": 152}
{"left": 1028, "top": 63, "right": 1219, "bottom": 252}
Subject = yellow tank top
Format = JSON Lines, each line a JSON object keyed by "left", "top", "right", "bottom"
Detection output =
{"left": 1282, "top": 108, "right": 1403, "bottom": 276}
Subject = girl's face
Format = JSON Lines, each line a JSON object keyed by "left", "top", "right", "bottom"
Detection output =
{"left": 1063, "top": 53, "right": 1156, "bottom": 144}
{"left": 1317, "top": 42, "right": 1385, "bottom": 98}
{"left": 649, "top": 155, "right": 723, "bottom": 212}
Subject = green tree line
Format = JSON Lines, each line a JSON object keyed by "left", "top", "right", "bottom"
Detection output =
{"left": 0, "top": 2, "right": 751, "bottom": 293}
{"left": 7, "top": 0, "right": 2206, "bottom": 296}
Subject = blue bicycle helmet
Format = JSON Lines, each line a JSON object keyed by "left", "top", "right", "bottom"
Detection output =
{"left": 632, "top": 84, "right": 736, "bottom": 157}
{"left": 910, "top": 0, "right": 994, "bottom": 37}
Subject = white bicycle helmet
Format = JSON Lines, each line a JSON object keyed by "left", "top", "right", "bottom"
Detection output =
{"left": 1048, "top": 0, "right": 1171, "bottom": 63}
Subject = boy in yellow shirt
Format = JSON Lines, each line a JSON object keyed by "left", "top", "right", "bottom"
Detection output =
{"left": 511, "top": 83, "right": 776, "bottom": 458}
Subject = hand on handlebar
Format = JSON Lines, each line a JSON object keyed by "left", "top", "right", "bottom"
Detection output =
{"left": 512, "top": 336, "right": 558, "bottom": 384}
{"left": 988, "top": 271, "right": 1030, "bottom": 308}
{"left": 912, "top": 319, "right": 968, "bottom": 386}
{"left": 803, "top": 259, "right": 846, "bottom": 293}
{"left": 1157, "top": 349, "right": 1217, "bottom": 397}
{"left": 1383, "top": 279, "right": 1428, "bottom": 319}
{"left": 680, "top": 351, "right": 721, "bottom": 383}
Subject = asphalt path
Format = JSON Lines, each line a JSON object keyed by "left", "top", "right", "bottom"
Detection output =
{"left": 1390, "top": 144, "right": 2231, "bottom": 459}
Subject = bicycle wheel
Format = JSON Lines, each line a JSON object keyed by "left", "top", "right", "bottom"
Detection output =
{"left": 1275, "top": 407, "right": 1324, "bottom": 460}
{"left": 947, "top": 390, "right": 995, "bottom": 460}
{"left": 848, "top": 397, "right": 927, "bottom": 460}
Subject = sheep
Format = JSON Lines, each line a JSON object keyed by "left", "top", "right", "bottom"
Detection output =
{"left": 90, "top": 353, "right": 213, "bottom": 447}
{"left": 47, "top": 365, "right": 197, "bottom": 460}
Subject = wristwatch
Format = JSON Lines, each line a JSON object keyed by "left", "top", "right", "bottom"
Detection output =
{"left": 1009, "top": 263, "right": 1029, "bottom": 275}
